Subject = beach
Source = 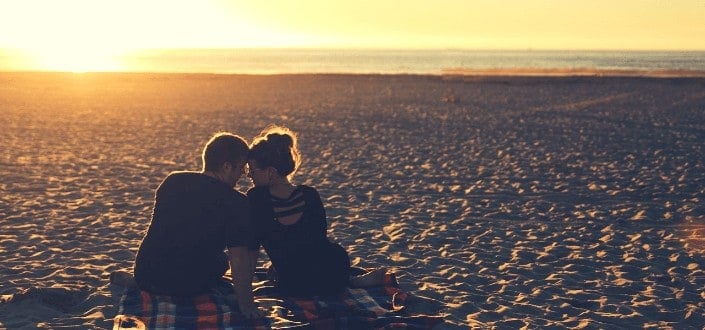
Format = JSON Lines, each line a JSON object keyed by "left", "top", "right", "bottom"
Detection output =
{"left": 1, "top": 72, "right": 705, "bottom": 329}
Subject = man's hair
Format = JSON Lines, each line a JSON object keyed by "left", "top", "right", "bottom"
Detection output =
{"left": 202, "top": 132, "right": 249, "bottom": 172}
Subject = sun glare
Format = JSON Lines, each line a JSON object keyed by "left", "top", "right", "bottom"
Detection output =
{"left": 2, "top": 0, "right": 703, "bottom": 72}
{"left": 25, "top": 46, "right": 127, "bottom": 73}
{"left": 1, "top": 0, "right": 313, "bottom": 72}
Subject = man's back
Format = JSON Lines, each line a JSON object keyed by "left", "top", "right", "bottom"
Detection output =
{"left": 133, "top": 171, "right": 251, "bottom": 296}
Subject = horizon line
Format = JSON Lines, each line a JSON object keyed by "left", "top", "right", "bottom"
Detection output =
{"left": 4, "top": 68, "right": 705, "bottom": 78}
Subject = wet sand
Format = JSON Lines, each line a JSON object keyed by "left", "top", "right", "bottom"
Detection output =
{"left": 1, "top": 72, "right": 705, "bottom": 328}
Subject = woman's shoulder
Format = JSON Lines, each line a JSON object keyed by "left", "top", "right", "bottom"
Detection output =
{"left": 294, "top": 184, "right": 319, "bottom": 195}
{"left": 247, "top": 185, "right": 320, "bottom": 201}
{"left": 294, "top": 185, "right": 324, "bottom": 203}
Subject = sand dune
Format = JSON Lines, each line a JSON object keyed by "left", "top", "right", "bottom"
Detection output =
{"left": 1, "top": 73, "right": 704, "bottom": 328}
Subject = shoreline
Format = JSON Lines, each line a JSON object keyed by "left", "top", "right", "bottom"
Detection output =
{"left": 3, "top": 68, "right": 705, "bottom": 79}
{"left": 443, "top": 67, "right": 705, "bottom": 78}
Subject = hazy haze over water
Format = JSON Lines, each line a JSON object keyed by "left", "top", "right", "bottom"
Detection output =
{"left": 2, "top": 48, "right": 705, "bottom": 75}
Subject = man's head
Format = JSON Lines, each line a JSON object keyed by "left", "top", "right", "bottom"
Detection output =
{"left": 202, "top": 132, "right": 249, "bottom": 187}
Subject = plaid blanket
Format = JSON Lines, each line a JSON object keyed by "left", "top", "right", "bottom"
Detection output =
{"left": 113, "top": 268, "right": 442, "bottom": 329}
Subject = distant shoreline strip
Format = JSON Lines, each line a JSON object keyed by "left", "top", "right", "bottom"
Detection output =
{"left": 3, "top": 69, "right": 705, "bottom": 78}
{"left": 441, "top": 67, "right": 705, "bottom": 78}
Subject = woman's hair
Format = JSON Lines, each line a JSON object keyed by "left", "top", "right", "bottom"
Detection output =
{"left": 249, "top": 125, "right": 301, "bottom": 180}
{"left": 202, "top": 132, "right": 249, "bottom": 172}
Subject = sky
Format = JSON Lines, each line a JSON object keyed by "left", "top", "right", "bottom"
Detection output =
{"left": 1, "top": 0, "right": 704, "bottom": 51}
{"left": 0, "top": 0, "right": 703, "bottom": 71}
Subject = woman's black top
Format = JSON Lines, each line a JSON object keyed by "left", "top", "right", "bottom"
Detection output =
{"left": 247, "top": 185, "right": 350, "bottom": 296}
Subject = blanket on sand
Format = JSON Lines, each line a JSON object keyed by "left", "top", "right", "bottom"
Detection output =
{"left": 113, "top": 268, "right": 442, "bottom": 329}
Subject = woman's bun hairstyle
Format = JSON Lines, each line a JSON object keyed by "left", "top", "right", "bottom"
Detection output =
{"left": 250, "top": 126, "right": 301, "bottom": 179}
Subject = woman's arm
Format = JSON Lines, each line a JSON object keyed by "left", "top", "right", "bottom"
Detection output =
{"left": 307, "top": 187, "right": 328, "bottom": 235}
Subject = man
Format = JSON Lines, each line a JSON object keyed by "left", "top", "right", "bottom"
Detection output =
{"left": 133, "top": 132, "right": 262, "bottom": 318}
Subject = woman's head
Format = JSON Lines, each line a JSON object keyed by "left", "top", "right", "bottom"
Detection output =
{"left": 248, "top": 126, "right": 301, "bottom": 186}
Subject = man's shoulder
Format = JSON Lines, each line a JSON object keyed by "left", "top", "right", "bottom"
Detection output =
{"left": 157, "top": 171, "right": 201, "bottom": 191}
{"left": 162, "top": 171, "right": 203, "bottom": 183}
{"left": 246, "top": 186, "right": 267, "bottom": 197}
{"left": 246, "top": 187, "right": 271, "bottom": 207}
{"left": 230, "top": 189, "right": 248, "bottom": 203}
{"left": 160, "top": 172, "right": 242, "bottom": 199}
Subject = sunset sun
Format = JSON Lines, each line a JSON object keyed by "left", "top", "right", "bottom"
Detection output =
{"left": 24, "top": 45, "right": 129, "bottom": 73}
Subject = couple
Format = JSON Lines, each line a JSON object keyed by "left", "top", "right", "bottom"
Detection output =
{"left": 127, "top": 126, "right": 384, "bottom": 318}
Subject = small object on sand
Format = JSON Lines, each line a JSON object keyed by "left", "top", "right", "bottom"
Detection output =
{"left": 350, "top": 268, "right": 389, "bottom": 287}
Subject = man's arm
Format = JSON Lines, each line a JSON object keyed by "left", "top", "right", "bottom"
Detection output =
{"left": 248, "top": 249, "right": 259, "bottom": 275}
{"left": 228, "top": 246, "right": 264, "bottom": 319}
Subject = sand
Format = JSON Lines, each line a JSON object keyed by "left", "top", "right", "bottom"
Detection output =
{"left": 1, "top": 72, "right": 705, "bottom": 329}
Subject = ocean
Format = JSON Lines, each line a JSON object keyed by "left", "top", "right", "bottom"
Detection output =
{"left": 2, "top": 48, "right": 705, "bottom": 75}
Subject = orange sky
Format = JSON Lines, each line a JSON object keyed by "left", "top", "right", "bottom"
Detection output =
{"left": 1, "top": 0, "right": 703, "bottom": 50}
{"left": 0, "top": 0, "right": 703, "bottom": 71}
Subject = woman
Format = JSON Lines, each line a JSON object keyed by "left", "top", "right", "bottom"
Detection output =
{"left": 246, "top": 126, "right": 384, "bottom": 296}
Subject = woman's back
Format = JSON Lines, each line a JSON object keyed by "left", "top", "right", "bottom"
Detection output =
{"left": 248, "top": 185, "right": 350, "bottom": 296}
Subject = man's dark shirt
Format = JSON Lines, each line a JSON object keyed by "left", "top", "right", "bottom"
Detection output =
{"left": 134, "top": 171, "right": 251, "bottom": 296}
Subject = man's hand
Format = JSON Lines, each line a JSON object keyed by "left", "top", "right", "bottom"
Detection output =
{"left": 228, "top": 247, "right": 263, "bottom": 319}
{"left": 238, "top": 302, "right": 265, "bottom": 319}
{"left": 266, "top": 264, "right": 278, "bottom": 281}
